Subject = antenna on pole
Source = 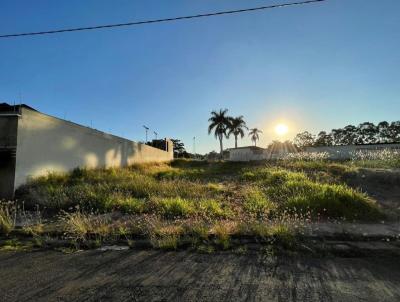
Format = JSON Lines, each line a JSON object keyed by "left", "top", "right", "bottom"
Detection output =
{"left": 18, "top": 91, "right": 22, "bottom": 114}
{"left": 143, "top": 125, "right": 149, "bottom": 142}
{"left": 153, "top": 131, "right": 158, "bottom": 140}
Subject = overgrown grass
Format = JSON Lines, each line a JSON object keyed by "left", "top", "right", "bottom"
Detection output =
{"left": 16, "top": 161, "right": 383, "bottom": 221}
{"left": 242, "top": 167, "right": 381, "bottom": 221}
{"left": 243, "top": 187, "right": 275, "bottom": 218}
{"left": 17, "top": 168, "right": 225, "bottom": 212}
{"left": 8, "top": 159, "right": 389, "bottom": 251}
{"left": 0, "top": 202, "right": 16, "bottom": 235}
{"left": 350, "top": 149, "right": 400, "bottom": 169}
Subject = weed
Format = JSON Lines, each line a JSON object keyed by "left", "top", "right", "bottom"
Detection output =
{"left": 151, "top": 235, "right": 179, "bottom": 250}
{"left": 149, "top": 224, "right": 183, "bottom": 250}
{"left": 23, "top": 223, "right": 44, "bottom": 237}
{"left": 212, "top": 222, "right": 231, "bottom": 250}
{"left": 243, "top": 187, "right": 275, "bottom": 218}
{"left": 152, "top": 197, "right": 195, "bottom": 218}
{"left": 196, "top": 244, "right": 215, "bottom": 254}
{"left": 0, "top": 202, "right": 16, "bottom": 235}
{"left": 61, "top": 211, "right": 113, "bottom": 241}
{"left": 198, "top": 199, "right": 228, "bottom": 218}
{"left": 113, "top": 196, "right": 147, "bottom": 214}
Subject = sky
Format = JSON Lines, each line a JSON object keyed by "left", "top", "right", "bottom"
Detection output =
{"left": 1, "top": 0, "right": 399, "bottom": 154}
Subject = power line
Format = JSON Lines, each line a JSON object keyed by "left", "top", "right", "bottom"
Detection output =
{"left": 0, "top": 0, "right": 325, "bottom": 39}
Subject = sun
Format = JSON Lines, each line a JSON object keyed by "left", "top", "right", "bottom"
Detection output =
{"left": 275, "top": 123, "right": 289, "bottom": 136}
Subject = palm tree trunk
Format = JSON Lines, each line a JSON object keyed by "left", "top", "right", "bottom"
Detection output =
{"left": 219, "top": 136, "right": 223, "bottom": 158}
{"left": 235, "top": 135, "right": 238, "bottom": 148}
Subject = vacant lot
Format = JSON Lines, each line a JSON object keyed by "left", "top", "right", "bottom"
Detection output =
{"left": 2, "top": 155, "right": 399, "bottom": 251}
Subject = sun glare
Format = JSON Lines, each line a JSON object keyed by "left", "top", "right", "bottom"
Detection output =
{"left": 275, "top": 123, "right": 288, "bottom": 136}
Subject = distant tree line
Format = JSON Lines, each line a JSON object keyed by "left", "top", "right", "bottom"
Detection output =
{"left": 293, "top": 121, "right": 400, "bottom": 148}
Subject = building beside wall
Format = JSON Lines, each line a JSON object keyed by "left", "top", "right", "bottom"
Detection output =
{"left": 228, "top": 146, "right": 291, "bottom": 161}
{"left": 228, "top": 146, "right": 268, "bottom": 161}
{"left": 228, "top": 141, "right": 299, "bottom": 162}
{"left": 0, "top": 103, "right": 173, "bottom": 199}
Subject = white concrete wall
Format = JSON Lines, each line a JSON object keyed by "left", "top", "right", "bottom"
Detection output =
{"left": 305, "top": 144, "right": 400, "bottom": 159}
{"left": 229, "top": 147, "right": 269, "bottom": 161}
{"left": 14, "top": 108, "right": 173, "bottom": 188}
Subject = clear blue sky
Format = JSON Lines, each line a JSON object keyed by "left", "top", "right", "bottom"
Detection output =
{"left": 1, "top": 0, "right": 399, "bottom": 154}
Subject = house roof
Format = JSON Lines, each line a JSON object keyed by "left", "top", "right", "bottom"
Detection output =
{"left": 227, "top": 146, "right": 265, "bottom": 151}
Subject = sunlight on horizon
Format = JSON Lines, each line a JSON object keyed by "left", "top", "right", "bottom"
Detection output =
{"left": 275, "top": 123, "right": 289, "bottom": 136}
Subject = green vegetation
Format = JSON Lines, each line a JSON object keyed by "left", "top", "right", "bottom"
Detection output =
{"left": 241, "top": 167, "right": 380, "bottom": 220}
{"left": 5, "top": 158, "right": 388, "bottom": 251}
{"left": 0, "top": 202, "right": 16, "bottom": 235}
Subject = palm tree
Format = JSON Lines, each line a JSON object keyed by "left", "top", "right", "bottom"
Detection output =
{"left": 208, "top": 109, "right": 231, "bottom": 157}
{"left": 228, "top": 116, "right": 247, "bottom": 148}
{"left": 249, "top": 128, "right": 262, "bottom": 146}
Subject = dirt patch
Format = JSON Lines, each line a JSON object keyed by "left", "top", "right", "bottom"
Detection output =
{"left": 344, "top": 169, "right": 400, "bottom": 219}
{"left": 1, "top": 249, "right": 400, "bottom": 302}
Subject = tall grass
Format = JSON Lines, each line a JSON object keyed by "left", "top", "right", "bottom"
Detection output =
{"left": 242, "top": 167, "right": 381, "bottom": 220}
{"left": 16, "top": 167, "right": 225, "bottom": 212}
{"left": 0, "top": 202, "right": 16, "bottom": 235}
{"left": 61, "top": 211, "right": 113, "bottom": 241}
{"left": 15, "top": 159, "right": 385, "bottom": 247}
{"left": 350, "top": 149, "right": 400, "bottom": 168}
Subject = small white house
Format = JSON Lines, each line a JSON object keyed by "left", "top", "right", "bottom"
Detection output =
{"left": 227, "top": 146, "right": 270, "bottom": 161}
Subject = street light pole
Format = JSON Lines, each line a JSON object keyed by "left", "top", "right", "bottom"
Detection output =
{"left": 143, "top": 125, "right": 149, "bottom": 142}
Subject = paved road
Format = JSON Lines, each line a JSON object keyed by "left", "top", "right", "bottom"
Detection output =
{"left": 1, "top": 249, "right": 400, "bottom": 302}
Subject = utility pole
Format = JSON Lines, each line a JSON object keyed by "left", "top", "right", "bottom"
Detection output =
{"left": 143, "top": 125, "right": 149, "bottom": 142}
{"left": 153, "top": 131, "right": 158, "bottom": 140}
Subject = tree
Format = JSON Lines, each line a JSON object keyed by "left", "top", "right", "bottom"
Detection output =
{"left": 208, "top": 109, "right": 231, "bottom": 157}
{"left": 228, "top": 116, "right": 247, "bottom": 148}
{"left": 331, "top": 128, "right": 345, "bottom": 145}
{"left": 293, "top": 120, "right": 400, "bottom": 148}
{"left": 293, "top": 131, "right": 315, "bottom": 148}
{"left": 205, "top": 150, "right": 219, "bottom": 160}
{"left": 388, "top": 121, "right": 400, "bottom": 143}
{"left": 342, "top": 125, "right": 358, "bottom": 145}
{"left": 377, "top": 121, "right": 391, "bottom": 143}
{"left": 314, "top": 131, "right": 333, "bottom": 146}
{"left": 248, "top": 128, "right": 262, "bottom": 146}
{"left": 356, "top": 122, "right": 377, "bottom": 144}
{"left": 170, "top": 139, "right": 186, "bottom": 158}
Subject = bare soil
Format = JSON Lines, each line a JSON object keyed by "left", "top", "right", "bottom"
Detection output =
{"left": 1, "top": 249, "right": 400, "bottom": 302}
{"left": 345, "top": 168, "right": 400, "bottom": 219}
